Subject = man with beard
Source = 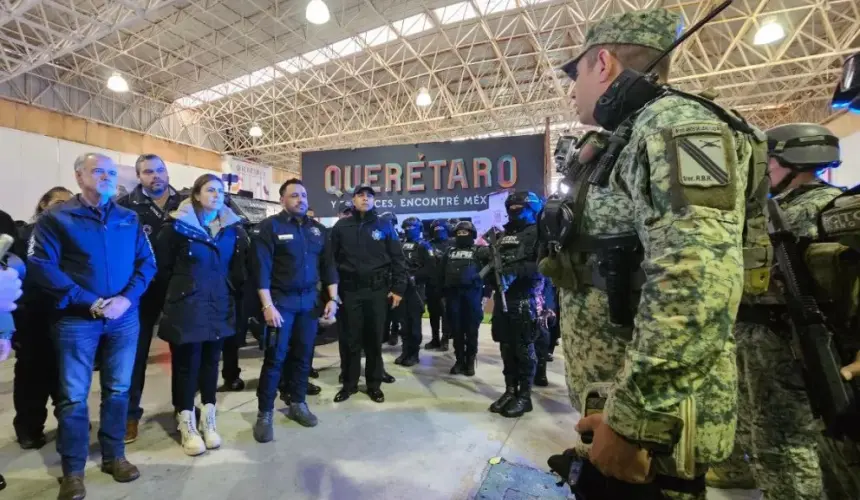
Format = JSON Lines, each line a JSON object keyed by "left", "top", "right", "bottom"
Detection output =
{"left": 252, "top": 179, "right": 337, "bottom": 440}
{"left": 116, "top": 154, "right": 183, "bottom": 443}
{"left": 330, "top": 185, "right": 406, "bottom": 403}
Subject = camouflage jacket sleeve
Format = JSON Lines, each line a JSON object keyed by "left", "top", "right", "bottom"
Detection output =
{"left": 603, "top": 95, "right": 748, "bottom": 449}
{"left": 776, "top": 182, "right": 844, "bottom": 239}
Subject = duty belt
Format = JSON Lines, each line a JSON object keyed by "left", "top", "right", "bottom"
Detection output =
{"left": 340, "top": 272, "right": 389, "bottom": 291}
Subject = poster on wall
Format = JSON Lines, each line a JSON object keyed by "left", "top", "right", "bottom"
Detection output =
{"left": 226, "top": 157, "right": 274, "bottom": 200}
{"left": 301, "top": 134, "right": 546, "bottom": 217}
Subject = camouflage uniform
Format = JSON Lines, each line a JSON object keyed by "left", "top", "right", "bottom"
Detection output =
{"left": 546, "top": 8, "right": 759, "bottom": 499}
{"left": 711, "top": 181, "right": 843, "bottom": 499}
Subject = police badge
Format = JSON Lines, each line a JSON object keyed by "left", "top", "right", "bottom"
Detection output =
{"left": 310, "top": 227, "right": 321, "bottom": 237}
{"left": 371, "top": 229, "right": 383, "bottom": 241}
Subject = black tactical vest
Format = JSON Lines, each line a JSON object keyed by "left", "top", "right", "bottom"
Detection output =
{"left": 444, "top": 246, "right": 481, "bottom": 288}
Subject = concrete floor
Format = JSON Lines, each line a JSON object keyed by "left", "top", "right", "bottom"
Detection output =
{"left": 0, "top": 321, "right": 761, "bottom": 499}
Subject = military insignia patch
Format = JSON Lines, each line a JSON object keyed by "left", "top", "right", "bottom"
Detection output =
{"left": 372, "top": 229, "right": 383, "bottom": 241}
{"left": 310, "top": 227, "right": 321, "bottom": 237}
{"left": 675, "top": 135, "right": 729, "bottom": 188}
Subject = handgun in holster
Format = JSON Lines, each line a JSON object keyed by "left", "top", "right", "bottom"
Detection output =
{"left": 252, "top": 317, "right": 279, "bottom": 352}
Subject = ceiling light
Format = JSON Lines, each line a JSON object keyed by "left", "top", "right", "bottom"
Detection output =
{"left": 416, "top": 87, "right": 432, "bottom": 107}
{"left": 753, "top": 22, "right": 785, "bottom": 45}
{"left": 306, "top": 0, "right": 330, "bottom": 25}
{"left": 249, "top": 124, "right": 263, "bottom": 137}
{"left": 107, "top": 72, "right": 129, "bottom": 93}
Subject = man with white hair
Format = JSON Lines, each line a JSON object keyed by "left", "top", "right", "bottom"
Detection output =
{"left": 29, "top": 153, "right": 156, "bottom": 500}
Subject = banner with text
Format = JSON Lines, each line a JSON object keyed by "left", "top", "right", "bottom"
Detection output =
{"left": 225, "top": 157, "right": 274, "bottom": 201}
{"left": 301, "top": 134, "right": 546, "bottom": 217}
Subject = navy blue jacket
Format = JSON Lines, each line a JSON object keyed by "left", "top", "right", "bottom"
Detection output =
{"left": 251, "top": 211, "right": 337, "bottom": 313}
{"left": 28, "top": 196, "right": 157, "bottom": 315}
{"left": 330, "top": 209, "right": 408, "bottom": 295}
{"left": 156, "top": 201, "right": 248, "bottom": 344}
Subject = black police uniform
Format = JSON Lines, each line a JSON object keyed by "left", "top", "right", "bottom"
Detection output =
{"left": 330, "top": 208, "right": 407, "bottom": 399}
{"left": 251, "top": 211, "right": 337, "bottom": 411}
{"left": 116, "top": 184, "right": 183, "bottom": 424}
{"left": 483, "top": 221, "right": 541, "bottom": 417}
{"left": 396, "top": 233, "right": 433, "bottom": 366}
{"left": 426, "top": 222, "right": 452, "bottom": 350}
{"left": 440, "top": 231, "right": 486, "bottom": 375}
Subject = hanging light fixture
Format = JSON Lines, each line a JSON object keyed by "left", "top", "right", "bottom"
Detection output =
{"left": 416, "top": 87, "right": 432, "bottom": 107}
{"left": 306, "top": 0, "right": 330, "bottom": 25}
{"left": 753, "top": 21, "right": 785, "bottom": 45}
{"left": 107, "top": 72, "right": 129, "bottom": 92}
{"left": 249, "top": 124, "right": 263, "bottom": 137}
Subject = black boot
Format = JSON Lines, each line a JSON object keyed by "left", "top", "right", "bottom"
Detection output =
{"left": 387, "top": 333, "right": 399, "bottom": 346}
{"left": 501, "top": 389, "right": 533, "bottom": 418}
{"left": 463, "top": 355, "right": 476, "bottom": 377}
{"left": 449, "top": 358, "right": 464, "bottom": 375}
{"left": 425, "top": 338, "right": 441, "bottom": 350}
{"left": 439, "top": 339, "right": 449, "bottom": 352}
{"left": 394, "top": 352, "right": 407, "bottom": 365}
{"left": 401, "top": 353, "right": 419, "bottom": 367}
{"left": 534, "top": 362, "right": 548, "bottom": 387}
{"left": 489, "top": 385, "right": 517, "bottom": 413}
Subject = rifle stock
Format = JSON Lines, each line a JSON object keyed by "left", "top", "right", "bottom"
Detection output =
{"left": 766, "top": 198, "right": 858, "bottom": 440}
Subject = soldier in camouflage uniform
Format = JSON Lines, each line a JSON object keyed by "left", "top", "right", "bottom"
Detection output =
{"left": 540, "top": 8, "right": 767, "bottom": 498}
{"left": 708, "top": 124, "right": 846, "bottom": 499}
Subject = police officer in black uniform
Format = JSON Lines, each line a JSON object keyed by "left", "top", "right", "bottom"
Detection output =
{"left": 440, "top": 221, "right": 486, "bottom": 376}
{"left": 480, "top": 191, "right": 543, "bottom": 418}
{"left": 330, "top": 184, "right": 407, "bottom": 403}
{"left": 425, "top": 219, "right": 452, "bottom": 351}
{"left": 116, "top": 153, "right": 183, "bottom": 443}
{"left": 252, "top": 179, "right": 338, "bottom": 441}
{"left": 395, "top": 216, "right": 433, "bottom": 367}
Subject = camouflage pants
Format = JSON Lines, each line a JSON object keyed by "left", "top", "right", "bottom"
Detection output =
{"left": 726, "top": 321, "right": 823, "bottom": 499}
{"left": 559, "top": 287, "right": 708, "bottom": 500}
{"left": 817, "top": 435, "right": 860, "bottom": 500}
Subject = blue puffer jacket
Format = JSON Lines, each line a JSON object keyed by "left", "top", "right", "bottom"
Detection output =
{"left": 28, "top": 195, "right": 157, "bottom": 316}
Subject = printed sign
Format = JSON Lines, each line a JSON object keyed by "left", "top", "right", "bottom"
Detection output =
{"left": 301, "top": 135, "right": 546, "bottom": 217}
{"left": 226, "top": 157, "right": 274, "bottom": 200}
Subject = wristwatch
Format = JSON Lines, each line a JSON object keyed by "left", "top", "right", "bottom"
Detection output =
{"left": 329, "top": 296, "right": 342, "bottom": 305}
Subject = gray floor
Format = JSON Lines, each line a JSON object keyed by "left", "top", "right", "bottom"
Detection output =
{"left": 0, "top": 320, "right": 761, "bottom": 499}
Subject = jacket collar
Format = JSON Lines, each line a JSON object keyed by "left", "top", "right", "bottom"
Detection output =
{"left": 129, "top": 184, "right": 180, "bottom": 205}
{"left": 66, "top": 195, "right": 118, "bottom": 220}
{"left": 170, "top": 198, "right": 241, "bottom": 237}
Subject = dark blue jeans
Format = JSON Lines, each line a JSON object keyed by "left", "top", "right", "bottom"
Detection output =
{"left": 52, "top": 311, "right": 139, "bottom": 475}
{"left": 256, "top": 308, "right": 317, "bottom": 411}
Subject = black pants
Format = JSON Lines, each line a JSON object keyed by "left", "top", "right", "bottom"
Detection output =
{"left": 340, "top": 286, "right": 388, "bottom": 390}
{"left": 128, "top": 300, "right": 161, "bottom": 421}
{"left": 445, "top": 287, "right": 482, "bottom": 360}
{"left": 399, "top": 284, "right": 424, "bottom": 356}
{"left": 222, "top": 292, "right": 245, "bottom": 382}
{"left": 170, "top": 339, "right": 224, "bottom": 412}
{"left": 384, "top": 304, "right": 401, "bottom": 344}
{"left": 534, "top": 324, "right": 550, "bottom": 362}
{"left": 571, "top": 458, "right": 705, "bottom": 499}
{"left": 257, "top": 308, "right": 317, "bottom": 410}
{"left": 425, "top": 284, "right": 446, "bottom": 341}
{"left": 492, "top": 298, "right": 537, "bottom": 391}
{"left": 12, "top": 311, "right": 58, "bottom": 439}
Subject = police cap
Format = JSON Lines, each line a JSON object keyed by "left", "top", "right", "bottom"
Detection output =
{"left": 767, "top": 123, "right": 842, "bottom": 172}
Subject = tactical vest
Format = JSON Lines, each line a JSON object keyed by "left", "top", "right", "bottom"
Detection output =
{"left": 559, "top": 90, "right": 772, "bottom": 315}
{"left": 444, "top": 246, "right": 481, "bottom": 288}
{"left": 402, "top": 240, "right": 425, "bottom": 274}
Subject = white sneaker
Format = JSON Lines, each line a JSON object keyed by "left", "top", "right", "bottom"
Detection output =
{"left": 199, "top": 403, "right": 222, "bottom": 450}
{"left": 176, "top": 410, "right": 206, "bottom": 456}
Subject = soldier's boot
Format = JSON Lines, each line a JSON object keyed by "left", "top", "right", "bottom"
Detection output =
{"left": 463, "top": 355, "right": 476, "bottom": 377}
{"left": 489, "top": 385, "right": 518, "bottom": 413}
{"left": 705, "top": 465, "right": 756, "bottom": 490}
{"left": 449, "top": 357, "right": 464, "bottom": 375}
{"left": 534, "top": 362, "right": 548, "bottom": 387}
{"left": 501, "top": 388, "right": 533, "bottom": 418}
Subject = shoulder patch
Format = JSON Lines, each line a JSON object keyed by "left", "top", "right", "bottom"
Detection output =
{"left": 676, "top": 135, "right": 729, "bottom": 188}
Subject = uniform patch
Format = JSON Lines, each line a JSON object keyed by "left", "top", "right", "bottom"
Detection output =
{"left": 372, "top": 229, "right": 383, "bottom": 241}
{"left": 403, "top": 242, "right": 416, "bottom": 250}
{"left": 278, "top": 234, "right": 293, "bottom": 241}
{"left": 310, "top": 227, "right": 321, "bottom": 237}
{"left": 676, "top": 135, "right": 729, "bottom": 188}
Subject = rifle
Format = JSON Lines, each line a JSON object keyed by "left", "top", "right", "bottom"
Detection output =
{"left": 766, "top": 198, "right": 859, "bottom": 440}
{"left": 479, "top": 229, "right": 509, "bottom": 313}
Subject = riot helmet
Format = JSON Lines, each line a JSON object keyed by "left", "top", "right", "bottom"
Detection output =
{"left": 454, "top": 220, "right": 477, "bottom": 248}
{"left": 767, "top": 123, "right": 841, "bottom": 194}
{"left": 431, "top": 219, "right": 449, "bottom": 241}
{"left": 447, "top": 218, "right": 460, "bottom": 234}
{"left": 505, "top": 191, "right": 542, "bottom": 226}
{"left": 402, "top": 217, "right": 422, "bottom": 242}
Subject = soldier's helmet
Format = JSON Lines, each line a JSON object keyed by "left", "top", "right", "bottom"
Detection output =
{"left": 767, "top": 123, "right": 842, "bottom": 172}
{"left": 505, "top": 191, "right": 543, "bottom": 214}
{"left": 402, "top": 217, "right": 421, "bottom": 230}
{"left": 455, "top": 220, "right": 477, "bottom": 238}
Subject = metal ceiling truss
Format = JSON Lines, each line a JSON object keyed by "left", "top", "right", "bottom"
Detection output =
{"left": 0, "top": 0, "right": 857, "bottom": 174}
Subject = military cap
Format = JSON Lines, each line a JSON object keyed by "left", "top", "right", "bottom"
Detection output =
{"left": 560, "top": 8, "right": 682, "bottom": 78}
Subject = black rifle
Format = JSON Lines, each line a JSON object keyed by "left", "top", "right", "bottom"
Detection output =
{"left": 767, "top": 198, "right": 859, "bottom": 440}
{"left": 479, "top": 229, "right": 509, "bottom": 313}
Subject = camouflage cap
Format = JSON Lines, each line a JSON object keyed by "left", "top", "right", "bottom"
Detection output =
{"left": 560, "top": 8, "right": 682, "bottom": 78}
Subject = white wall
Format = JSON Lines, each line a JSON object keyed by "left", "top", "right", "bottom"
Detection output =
{"left": 0, "top": 126, "right": 218, "bottom": 221}
{"left": 834, "top": 130, "right": 860, "bottom": 188}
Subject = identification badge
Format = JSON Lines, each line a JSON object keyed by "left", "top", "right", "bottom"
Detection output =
{"left": 278, "top": 234, "right": 293, "bottom": 241}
